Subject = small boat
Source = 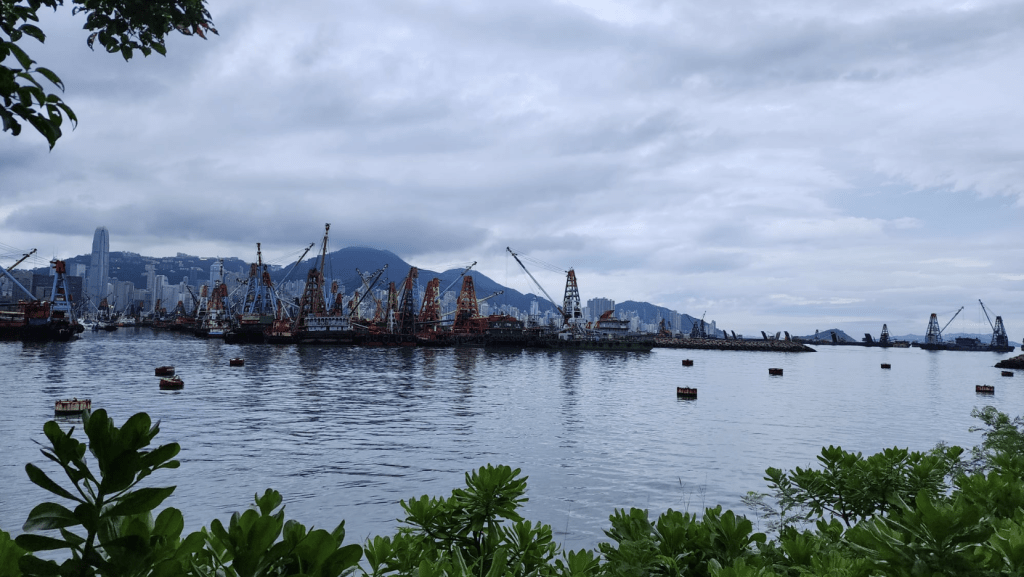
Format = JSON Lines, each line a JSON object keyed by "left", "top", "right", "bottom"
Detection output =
{"left": 229, "top": 358, "right": 244, "bottom": 367}
{"left": 159, "top": 376, "right": 184, "bottom": 390}
{"left": 54, "top": 398, "right": 91, "bottom": 416}
{"left": 1002, "top": 371, "right": 1014, "bottom": 377}
{"left": 155, "top": 366, "right": 175, "bottom": 376}
{"left": 681, "top": 359, "right": 694, "bottom": 366}
{"left": 769, "top": 368, "right": 784, "bottom": 376}
{"left": 881, "top": 363, "right": 891, "bottom": 369}
{"left": 976, "top": 384, "right": 995, "bottom": 394}
{"left": 676, "top": 387, "right": 697, "bottom": 399}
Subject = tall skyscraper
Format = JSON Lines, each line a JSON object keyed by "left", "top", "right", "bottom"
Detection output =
{"left": 586, "top": 297, "right": 615, "bottom": 319}
{"left": 87, "top": 226, "right": 109, "bottom": 303}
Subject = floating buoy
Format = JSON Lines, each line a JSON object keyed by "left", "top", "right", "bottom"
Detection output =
{"left": 54, "top": 398, "right": 91, "bottom": 416}
{"left": 769, "top": 368, "right": 783, "bottom": 376}
{"left": 229, "top": 358, "right": 244, "bottom": 367}
{"left": 881, "top": 363, "right": 891, "bottom": 369}
{"left": 155, "top": 366, "right": 175, "bottom": 376}
{"left": 676, "top": 387, "right": 697, "bottom": 399}
{"left": 976, "top": 385, "right": 995, "bottom": 394}
{"left": 681, "top": 359, "right": 694, "bottom": 366}
{"left": 1002, "top": 371, "right": 1014, "bottom": 377}
{"left": 159, "top": 376, "right": 184, "bottom": 390}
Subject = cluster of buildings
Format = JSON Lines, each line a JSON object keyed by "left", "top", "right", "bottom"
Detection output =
{"left": 2, "top": 227, "right": 710, "bottom": 336}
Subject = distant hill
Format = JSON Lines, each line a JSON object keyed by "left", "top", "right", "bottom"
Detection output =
{"left": 613, "top": 300, "right": 706, "bottom": 333}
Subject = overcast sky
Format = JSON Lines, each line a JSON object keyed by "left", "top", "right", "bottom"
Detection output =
{"left": 1, "top": 0, "right": 1022, "bottom": 337}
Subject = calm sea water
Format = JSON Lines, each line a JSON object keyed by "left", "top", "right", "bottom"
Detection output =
{"left": 1, "top": 329, "right": 1019, "bottom": 549}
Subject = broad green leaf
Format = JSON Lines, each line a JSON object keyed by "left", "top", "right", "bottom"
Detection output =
{"left": 293, "top": 530, "right": 336, "bottom": 567}
{"left": 17, "top": 24, "right": 45, "bottom": 42}
{"left": 14, "top": 533, "right": 67, "bottom": 553}
{"left": 24, "top": 464, "right": 81, "bottom": 503}
{"left": 106, "top": 487, "right": 175, "bottom": 518}
{"left": 7, "top": 43, "right": 34, "bottom": 70}
{"left": 154, "top": 507, "right": 185, "bottom": 540}
{"left": 326, "top": 543, "right": 364, "bottom": 572}
{"left": 23, "top": 502, "right": 78, "bottom": 531}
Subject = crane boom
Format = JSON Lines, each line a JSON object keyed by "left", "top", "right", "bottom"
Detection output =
{"left": 350, "top": 265, "right": 388, "bottom": 313}
{"left": 281, "top": 243, "right": 316, "bottom": 284}
{"left": 978, "top": 299, "right": 996, "bottom": 331}
{"left": 6, "top": 248, "right": 36, "bottom": 271}
{"left": 940, "top": 306, "right": 964, "bottom": 337}
{"left": 478, "top": 290, "right": 503, "bottom": 303}
{"left": 439, "top": 262, "right": 476, "bottom": 300}
{"left": 507, "top": 248, "right": 565, "bottom": 317}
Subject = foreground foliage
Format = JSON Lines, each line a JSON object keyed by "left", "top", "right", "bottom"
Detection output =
{"left": 3, "top": 405, "right": 1024, "bottom": 576}
{"left": 2, "top": 0, "right": 216, "bottom": 147}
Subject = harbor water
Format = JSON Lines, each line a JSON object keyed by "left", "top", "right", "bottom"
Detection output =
{"left": 1, "top": 329, "right": 1020, "bottom": 549}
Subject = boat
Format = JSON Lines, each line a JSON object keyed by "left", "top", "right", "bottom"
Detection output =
{"left": 154, "top": 366, "right": 175, "bottom": 376}
{"left": 506, "top": 248, "right": 654, "bottom": 352}
{"left": 292, "top": 224, "right": 364, "bottom": 344}
{"left": 528, "top": 330, "right": 655, "bottom": 351}
{"left": 225, "top": 244, "right": 287, "bottom": 344}
{"left": 54, "top": 398, "right": 91, "bottom": 416}
{"left": 862, "top": 324, "right": 911, "bottom": 348}
{"left": 676, "top": 387, "right": 697, "bottom": 399}
{"left": 159, "top": 376, "right": 184, "bottom": 390}
{"left": 918, "top": 306, "right": 1015, "bottom": 353}
{"left": 0, "top": 260, "right": 82, "bottom": 341}
{"left": 229, "top": 358, "right": 244, "bottom": 366}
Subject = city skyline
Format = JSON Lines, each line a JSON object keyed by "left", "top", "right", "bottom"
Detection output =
{"left": 3, "top": 237, "right": 1014, "bottom": 342}
{"left": 1, "top": 0, "right": 1021, "bottom": 337}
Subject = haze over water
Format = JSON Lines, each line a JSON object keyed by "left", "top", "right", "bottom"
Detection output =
{"left": 1, "top": 330, "right": 1020, "bottom": 549}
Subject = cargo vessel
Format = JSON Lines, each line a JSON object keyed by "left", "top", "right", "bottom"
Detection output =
{"left": 917, "top": 302, "right": 1014, "bottom": 353}
{"left": 507, "top": 248, "right": 654, "bottom": 352}
{"left": 0, "top": 260, "right": 82, "bottom": 341}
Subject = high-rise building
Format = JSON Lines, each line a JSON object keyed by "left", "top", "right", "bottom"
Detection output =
{"left": 586, "top": 297, "right": 615, "bottom": 320}
{"left": 87, "top": 226, "right": 109, "bottom": 303}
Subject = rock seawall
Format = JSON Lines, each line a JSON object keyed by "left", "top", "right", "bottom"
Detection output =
{"left": 655, "top": 338, "right": 815, "bottom": 352}
{"left": 996, "top": 355, "right": 1024, "bottom": 369}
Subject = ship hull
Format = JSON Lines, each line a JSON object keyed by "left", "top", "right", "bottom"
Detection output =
{"left": 530, "top": 336, "right": 654, "bottom": 352}
{"left": 917, "top": 343, "right": 1014, "bottom": 353}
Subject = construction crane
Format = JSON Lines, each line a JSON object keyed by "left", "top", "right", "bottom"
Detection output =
{"left": 5, "top": 248, "right": 36, "bottom": 271}
{"left": 979, "top": 300, "right": 1010, "bottom": 348}
{"left": 690, "top": 311, "right": 708, "bottom": 339}
{"left": 506, "top": 247, "right": 567, "bottom": 321}
{"left": 926, "top": 306, "right": 964, "bottom": 343}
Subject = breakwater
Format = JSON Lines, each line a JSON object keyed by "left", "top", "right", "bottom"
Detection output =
{"left": 996, "top": 355, "right": 1024, "bottom": 369}
{"left": 654, "top": 337, "right": 815, "bottom": 352}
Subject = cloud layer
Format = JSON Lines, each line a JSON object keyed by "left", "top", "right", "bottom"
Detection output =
{"left": 1, "top": 0, "right": 1021, "bottom": 336}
